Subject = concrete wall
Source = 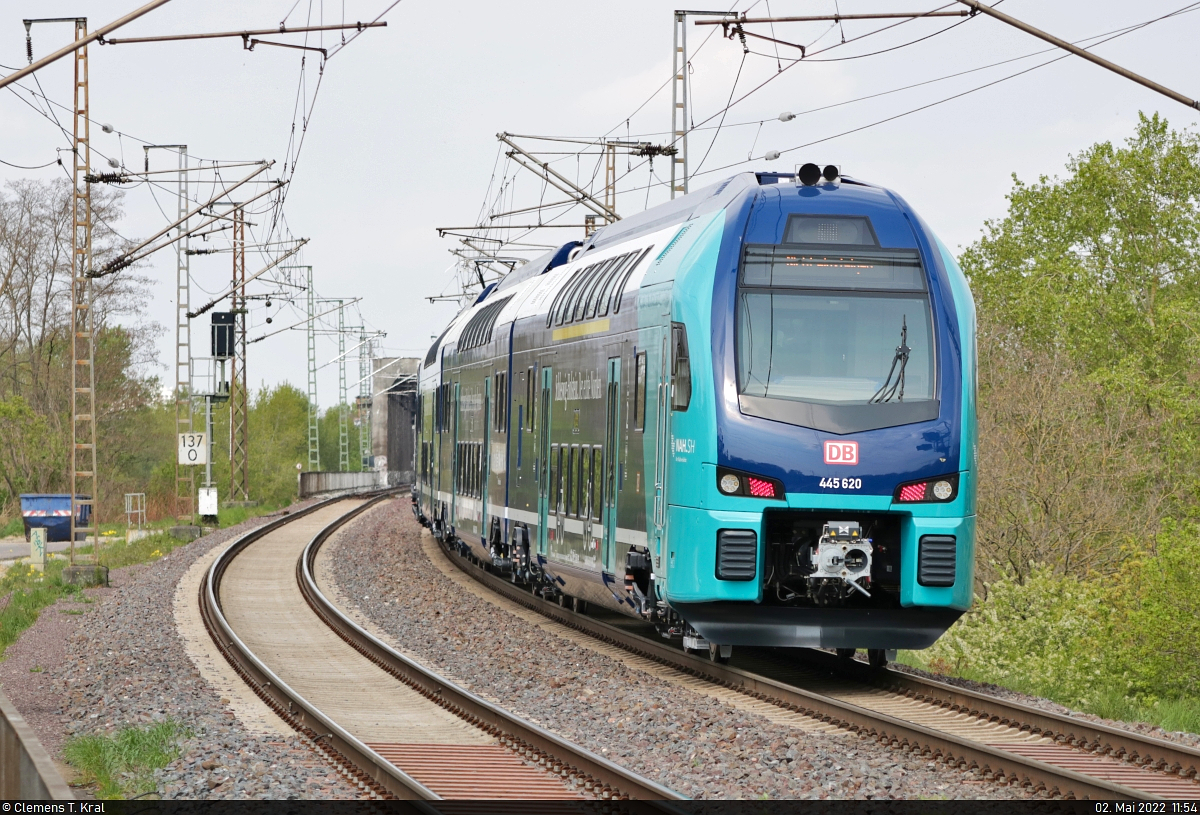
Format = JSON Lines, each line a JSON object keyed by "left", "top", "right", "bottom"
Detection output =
{"left": 298, "top": 471, "right": 384, "bottom": 498}
{"left": 371, "top": 357, "right": 419, "bottom": 483}
{"left": 0, "top": 687, "right": 72, "bottom": 799}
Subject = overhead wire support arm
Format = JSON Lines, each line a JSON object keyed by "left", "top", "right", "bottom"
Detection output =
{"left": 98, "top": 21, "right": 385, "bottom": 46}
{"left": 2, "top": 0, "right": 173, "bottom": 91}
{"left": 497, "top": 133, "right": 621, "bottom": 222}
{"left": 317, "top": 332, "right": 385, "bottom": 373}
{"left": 694, "top": 11, "right": 969, "bottom": 25}
{"left": 436, "top": 229, "right": 505, "bottom": 242}
{"left": 248, "top": 299, "right": 361, "bottom": 344}
{"left": 86, "top": 160, "right": 268, "bottom": 183}
{"left": 439, "top": 224, "right": 596, "bottom": 231}
{"left": 90, "top": 166, "right": 281, "bottom": 277}
{"left": 187, "top": 239, "right": 309, "bottom": 318}
{"left": 244, "top": 38, "right": 327, "bottom": 58}
{"left": 487, "top": 198, "right": 581, "bottom": 220}
{"left": 954, "top": 0, "right": 1199, "bottom": 111}
{"left": 90, "top": 161, "right": 270, "bottom": 274}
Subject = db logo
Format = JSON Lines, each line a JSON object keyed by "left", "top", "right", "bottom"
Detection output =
{"left": 824, "top": 441, "right": 858, "bottom": 465}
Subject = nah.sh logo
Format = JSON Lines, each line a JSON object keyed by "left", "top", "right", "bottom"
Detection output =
{"left": 824, "top": 441, "right": 858, "bottom": 465}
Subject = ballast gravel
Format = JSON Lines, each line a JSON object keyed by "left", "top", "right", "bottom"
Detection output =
{"left": 0, "top": 501, "right": 367, "bottom": 800}
{"left": 327, "top": 499, "right": 1035, "bottom": 800}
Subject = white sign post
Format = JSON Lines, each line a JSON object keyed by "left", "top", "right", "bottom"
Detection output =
{"left": 30, "top": 527, "right": 46, "bottom": 572}
{"left": 178, "top": 432, "right": 207, "bottom": 466}
{"left": 198, "top": 487, "right": 219, "bottom": 518}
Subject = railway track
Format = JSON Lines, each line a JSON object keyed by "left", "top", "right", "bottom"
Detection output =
{"left": 435, "top": 527, "right": 1200, "bottom": 801}
{"left": 199, "top": 492, "right": 684, "bottom": 803}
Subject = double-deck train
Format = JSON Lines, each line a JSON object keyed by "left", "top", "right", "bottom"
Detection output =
{"left": 414, "top": 164, "right": 976, "bottom": 667}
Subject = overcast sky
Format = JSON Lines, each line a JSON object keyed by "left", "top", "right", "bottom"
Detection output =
{"left": 2, "top": 0, "right": 1198, "bottom": 410}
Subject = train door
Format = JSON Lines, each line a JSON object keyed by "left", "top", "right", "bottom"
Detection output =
{"left": 434, "top": 384, "right": 444, "bottom": 523}
{"left": 651, "top": 337, "right": 671, "bottom": 568}
{"left": 482, "top": 375, "right": 490, "bottom": 534}
{"left": 602, "top": 356, "right": 621, "bottom": 574}
{"left": 536, "top": 366, "right": 552, "bottom": 556}
{"left": 450, "top": 381, "right": 460, "bottom": 528}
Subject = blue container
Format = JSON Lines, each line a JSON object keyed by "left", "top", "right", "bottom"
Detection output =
{"left": 19, "top": 494, "right": 91, "bottom": 543}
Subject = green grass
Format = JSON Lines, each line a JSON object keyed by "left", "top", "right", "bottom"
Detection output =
{"left": 0, "top": 525, "right": 204, "bottom": 662}
{"left": 75, "top": 530, "right": 184, "bottom": 571}
{"left": 0, "top": 516, "right": 23, "bottom": 537}
{"left": 0, "top": 561, "right": 83, "bottom": 659}
{"left": 63, "top": 720, "right": 190, "bottom": 799}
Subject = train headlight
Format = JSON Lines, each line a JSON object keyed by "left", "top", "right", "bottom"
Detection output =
{"left": 932, "top": 480, "right": 953, "bottom": 500}
{"left": 719, "top": 474, "right": 741, "bottom": 494}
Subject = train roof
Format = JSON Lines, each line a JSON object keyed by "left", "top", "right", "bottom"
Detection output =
{"left": 421, "top": 169, "right": 925, "bottom": 371}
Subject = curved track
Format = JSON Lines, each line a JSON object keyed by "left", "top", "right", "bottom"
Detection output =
{"left": 201, "top": 494, "right": 684, "bottom": 802}
{"left": 435, "top": 529, "right": 1200, "bottom": 801}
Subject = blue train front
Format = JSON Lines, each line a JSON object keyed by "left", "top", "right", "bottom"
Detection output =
{"left": 661, "top": 166, "right": 976, "bottom": 662}
{"left": 415, "top": 165, "right": 976, "bottom": 666}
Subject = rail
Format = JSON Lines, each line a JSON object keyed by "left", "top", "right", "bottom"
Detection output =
{"left": 299, "top": 500, "right": 686, "bottom": 802}
{"left": 439, "top": 534, "right": 1200, "bottom": 801}
{"left": 205, "top": 492, "right": 684, "bottom": 802}
{"left": 200, "top": 491, "right": 440, "bottom": 800}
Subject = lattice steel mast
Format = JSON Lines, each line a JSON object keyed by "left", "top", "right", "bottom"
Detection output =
{"left": 68, "top": 17, "right": 99, "bottom": 566}
{"left": 358, "top": 328, "right": 371, "bottom": 472}
{"left": 305, "top": 266, "right": 319, "bottom": 471}
{"left": 229, "top": 205, "right": 249, "bottom": 500}
{"left": 337, "top": 301, "right": 349, "bottom": 473}
{"left": 670, "top": 11, "right": 688, "bottom": 199}
{"left": 145, "top": 144, "right": 193, "bottom": 521}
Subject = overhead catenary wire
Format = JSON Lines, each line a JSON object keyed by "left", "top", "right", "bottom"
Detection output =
{"left": 455, "top": 0, "right": 967, "bottom": 263}
{"left": 0, "top": 0, "right": 174, "bottom": 91}
{"left": 682, "top": 2, "right": 1200, "bottom": 184}
{"left": 0, "top": 155, "right": 59, "bottom": 169}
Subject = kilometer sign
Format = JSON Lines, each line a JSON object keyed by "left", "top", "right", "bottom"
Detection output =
{"left": 178, "top": 432, "right": 207, "bottom": 465}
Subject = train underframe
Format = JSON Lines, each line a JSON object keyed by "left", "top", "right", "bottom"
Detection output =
{"left": 412, "top": 492, "right": 964, "bottom": 668}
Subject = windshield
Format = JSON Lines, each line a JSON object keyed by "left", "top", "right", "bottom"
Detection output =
{"left": 738, "top": 290, "right": 934, "bottom": 404}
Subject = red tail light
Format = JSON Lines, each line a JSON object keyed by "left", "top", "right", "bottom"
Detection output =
{"left": 716, "top": 468, "right": 784, "bottom": 499}
{"left": 898, "top": 482, "right": 928, "bottom": 502}
{"left": 747, "top": 477, "right": 777, "bottom": 498}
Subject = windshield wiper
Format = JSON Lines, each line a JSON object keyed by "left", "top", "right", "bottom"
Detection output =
{"left": 871, "top": 315, "right": 910, "bottom": 404}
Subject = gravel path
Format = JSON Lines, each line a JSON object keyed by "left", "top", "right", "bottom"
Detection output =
{"left": 0, "top": 500, "right": 367, "bottom": 800}
{"left": 326, "top": 499, "right": 1034, "bottom": 800}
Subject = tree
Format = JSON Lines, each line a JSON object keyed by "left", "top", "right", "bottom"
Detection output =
{"left": 961, "top": 114, "right": 1200, "bottom": 581}
{"left": 962, "top": 113, "right": 1200, "bottom": 382}
{"left": 0, "top": 179, "right": 161, "bottom": 518}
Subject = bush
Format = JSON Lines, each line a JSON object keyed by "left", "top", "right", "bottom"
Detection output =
{"left": 912, "top": 530, "right": 1200, "bottom": 732}
{"left": 918, "top": 565, "right": 1117, "bottom": 707}
{"left": 1115, "top": 523, "right": 1200, "bottom": 700}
